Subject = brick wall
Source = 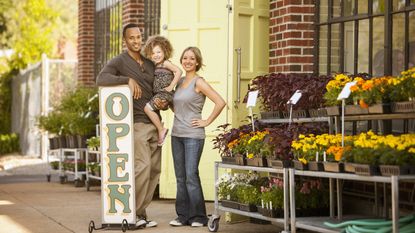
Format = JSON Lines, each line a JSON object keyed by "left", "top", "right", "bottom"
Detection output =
{"left": 269, "top": 0, "right": 315, "bottom": 73}
{"left": 78, "top": 0, "right": 95, "bottom": 87}
{"left": 122, "top": 0, "right": 144, "bottom": 30}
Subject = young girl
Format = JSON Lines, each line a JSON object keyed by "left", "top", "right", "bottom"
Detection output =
{"left": 143, "top": 35, "right": 182, "bottom": 146}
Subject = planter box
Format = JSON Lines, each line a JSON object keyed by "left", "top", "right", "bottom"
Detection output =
{"left": 257, "top": 207, "right": 283, "bottom": 218}
{"left": 221, "top": 156, "right": 238, "bottom": 165}
{"left": 391, "top": 101, "right": 415, "bottom": 113}
{"left": 344, "top": 105, "right": 369, "bottom": 115}
{"left": 221, "top": 200, "right": 240, "bottom": 209}
{"left": 368, "top": 103, "right": 391, "bottom": 114}
{"left": 66, "top": 135, "right": 78, "bottom": 148}
{"left": 343, "top": 162, "right": 356, "bottom": 173}
{"left": 282, "top": 109, "right": 308, "bottom": 119}
{"left": 267, "top": 159, "right": 291, "bottom": 169}
{"left": 326, "top": 106, "right": 341, "bottom": 116}
{"left": 323, "top": 162, "right": 344, "bottom": 173}
{"left": 49, "top": 137, "right": 59, "bottom": 150}
{"left": 260, "top": 111, "right": 281, "bottom": 119}
{"left": 353, "top": 164, "right": 379, "bottom": 176}
{"left": 239, "top": 203, "right": 257, "bottom": 212}
{"left": 59, "top": 136, "right": 67, "bottom": 148}
{"left": 76, "top": 135, "right": 88, "bottom": 148}
{"left": 379, "top": 165, "right": 415, "bottom": 176}
{"left": 293, "top": 160, "right": 308, "bottom": 170}
{"left": 308, "top": 161, "right": 324, "bottom": 171}
{"left": 308, "top": 108, "right": 328, "bottom": 118}
{"left": 246, "top": 157, "right": 268, "bottom": 167}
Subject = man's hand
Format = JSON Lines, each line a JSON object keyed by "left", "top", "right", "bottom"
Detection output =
{"left": 154, "top": 98, "right": 169, "bottom": 110}
{"left": 128, "top": 78, "right": 142, "bottom": 99}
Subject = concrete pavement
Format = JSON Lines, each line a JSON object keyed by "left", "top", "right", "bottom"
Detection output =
{"left": 0, "top": 174, "right": 284, "bottom": 233}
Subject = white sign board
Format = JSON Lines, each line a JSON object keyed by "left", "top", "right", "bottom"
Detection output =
{"left": 337, "top": 81, "right": 357, "bottom": 100}
{"left": 99, "top": 85, "right": 135, "bottom": 224}
{"left": 287, "top": 90, "right": 302, "bottom": 105}
{"left": 246, "top": 90, "right": 259, "bottom": 107}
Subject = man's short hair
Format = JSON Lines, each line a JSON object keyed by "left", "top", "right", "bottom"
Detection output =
{"left": 123, "top": 23, "right": 140, "bottom": 38}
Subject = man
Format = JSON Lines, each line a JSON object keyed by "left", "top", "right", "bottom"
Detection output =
{"left": 96, "top": 23, "right": 166, "bottom": 228}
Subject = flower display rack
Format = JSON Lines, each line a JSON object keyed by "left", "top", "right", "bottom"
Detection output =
{"left": 85, "top": 149, "right": 101, "bottom": 191}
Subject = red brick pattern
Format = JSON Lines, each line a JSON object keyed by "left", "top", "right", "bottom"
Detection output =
{"left": 269, "top": 0, "right": 315, "bottom": 73}
{"left": 78, "top": 0, "right": 95, "bottom": 86}
{"left": 122, "top": 0, "right": 145, "bottom": 29}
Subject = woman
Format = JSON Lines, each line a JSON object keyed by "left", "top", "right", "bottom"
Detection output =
{"left": 169, "top": 47, "right": 226, "bottom": 227}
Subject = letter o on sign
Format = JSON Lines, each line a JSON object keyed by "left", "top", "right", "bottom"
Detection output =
{"left": 105, "top": 93, "right": 129, "bottom": 121}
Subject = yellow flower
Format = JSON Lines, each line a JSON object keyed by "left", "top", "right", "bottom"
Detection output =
{"left": 247, "top": 153, "right": 254, "bottom": 159}
{"left": 298, "top": 157, "right": 308, "bottom": 165}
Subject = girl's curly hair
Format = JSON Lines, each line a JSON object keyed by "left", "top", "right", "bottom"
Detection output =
{"left": 143, "top": 35, "right": 173, "bottom": 60}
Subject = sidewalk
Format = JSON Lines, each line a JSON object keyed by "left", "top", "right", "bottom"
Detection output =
{"left": 0, "top": 157, "right": 283, "bottom": 233}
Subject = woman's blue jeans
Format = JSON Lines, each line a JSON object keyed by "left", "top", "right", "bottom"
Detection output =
{"left": 171, "top": 136, "right": 208, "bottom": 225}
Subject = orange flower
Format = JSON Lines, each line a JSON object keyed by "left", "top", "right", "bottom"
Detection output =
{"left": 362, "top": 80, "right": 373, "bottom": 91}
{"left": 359, "top": 99, "right": 369, "bottom": 108}
{"left": 350, "top": 85, "right": 359, "bottom": 92}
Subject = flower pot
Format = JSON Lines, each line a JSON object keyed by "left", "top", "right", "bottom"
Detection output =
{"left": 308, "top": 161, "right": 324, "bottom": 171}
{"left": 49, "top": 137, "right": 59, "bottom": 150}
{"left": 323, "top": 162, "right": 344, "bottom": 173}
{"left": 239, "top": 203, "right": 257, "bottom": 212}
{"left": 344, "top": 105, "right": 369, "bottom": 115}
{"left": 353, "top": 164, "right": 379, "bottom": 176}
{"left": 368, "top": 103, "right": 391, "bottom": 114}
{"left": 282, "top": 109, "right": 308, "bottom": 119}
{"left": 246, "top": 157, "right": 268, "bottom": 167}
{"left": 221, "top": 200, "right": 239, "bottom": 209}
{"left": 308, "top": 108, "right": 328, "bottom": 118}
{"left": 267, "top": 159, "right": 291, "bottom": 169}
{"left": 326, "top": 106, "right": 341, "bottom": 116}
{"left": 76, "top": 135, "right": 88, "bottom": 148}
{"left": 221, "top": 156, "right": 238, "bottom": 165}
{"left": 391, "top": 101, "right": 415, "bottom": 113}
{"left": 344, "top": 162, "right": 355, "bottom": 173}
{"left": 58, "top": 136, "right": 67, "bottom": 148}
{"left": 293, "top": 160, "right": 308, "bottom": 170}
{"left": 260, "top": 111, "right": 281, "bottom": 119}
{"left": 379, "top": 165, "right": 415, "bottom": 176}
{"left": 257, "top": 207, "right": 283, "bottom": 218}
{"left": 66, "top": 135, "right": 78, "bottom": 148}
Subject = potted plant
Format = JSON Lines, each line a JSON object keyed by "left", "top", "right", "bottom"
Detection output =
{"left": 295, "top": 179, "right": 329, "bottom": 217}
{"left": 245, "top": 130, "right": 270, "bottom": 167}
{"left": 236, "top": 184, "right": 260, "bottom": 212}
{"left": 323, "top": 73, "right": 353, "bottom": 115}
{"left": 389, "top": 67, "right": 415, "bottom": 113}
{"left": 258, "top": 177, "right": 284, "bottom": 218}
{"left": 50, "top": 161, "right": 59, "bottom": 170}
{"left": 86, "top": 136, "right": 100, "bottom": 151}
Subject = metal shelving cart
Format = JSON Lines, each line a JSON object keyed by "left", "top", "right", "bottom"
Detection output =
{"left": 85, "top": 149, "right": 101, "bottom": 191}
{"left": 289, "top": 168, "right": 415, "bottom": 233}
{"left": 60, "top": 148, "right": 87, "bottom": 187}
{"left": 208, "top": 162, "right": 290, "bottom": 233}
{"left": 46, "top": 148, "right": 62, "bottom": 182}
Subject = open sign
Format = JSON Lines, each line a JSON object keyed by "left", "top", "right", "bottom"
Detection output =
{"left": 99, "top": 86, "right": 136, "bottom": 224}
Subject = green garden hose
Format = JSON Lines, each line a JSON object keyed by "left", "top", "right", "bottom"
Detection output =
{"left": 324, "top": 214, "right": 415, "bottom": 233}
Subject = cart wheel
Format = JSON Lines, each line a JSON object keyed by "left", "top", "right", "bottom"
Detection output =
{"left": 86, "top": 180, "right": 90, "bottom": 191}
{"left": 88, "top": 220, "right": 95, "bottom": 233}
{"left": 121, "top": 219, "right": 128, "bottom": 232}
{"left": 46, "top": 174, "right": 51, "bottom": 182}
{"left": 59, "top": 176, "right": 65, "bottom": 184}
{"left": 74, "top": 179, "right": 83, "bottom": 187}
{"left": 208, "top": 215, "right": 220, "bottom": 232}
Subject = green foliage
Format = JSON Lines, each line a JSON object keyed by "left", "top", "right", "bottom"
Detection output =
{"left": 260, "top": 178, "right": 284, "bottom": 209}
{"left": 236, "top": 184, "right": 260, "bottom": 205}
{"left": 0, "top": 70, "right": 15, "bottom": 133}
{"left": 86, "top": 136, "right": 100, "bottom": 150}
{"left": 50, "top": 161, "right": 59, "bottom": 170}
{"left": 0, "top": 133, "right": 20, "bottom": 155}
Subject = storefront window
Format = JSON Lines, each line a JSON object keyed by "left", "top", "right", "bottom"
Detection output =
{"left": 358, "top": 19, "right": 369, "bottom": 74}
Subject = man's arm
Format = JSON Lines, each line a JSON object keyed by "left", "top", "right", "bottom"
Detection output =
{"left": 96, "top": 58, "right": 130, "bottom": 86}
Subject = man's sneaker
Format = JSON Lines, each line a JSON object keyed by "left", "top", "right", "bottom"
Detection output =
{"left": 136, "top": 219, "right": 147, "bottom": 228}
{"left": 191, "top": 222, "right": 204, "bottom": 227}
{"left": 169, "top": 219, "right": 184, "bottom": 226}
{"left": 145, "top": 220, "right": 158, "bottom": 228}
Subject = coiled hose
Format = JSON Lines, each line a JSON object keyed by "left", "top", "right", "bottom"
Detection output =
{"left": 324, "top": 214, "right": 415, "bottom": 233}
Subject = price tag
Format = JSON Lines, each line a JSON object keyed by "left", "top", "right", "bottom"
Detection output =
{"left": 337, "top": 81, "right": 357, "bottom": 100}
{"left": 246, "top": 90, "right": 259, "bottom": 108}
{"left": 287, "top": 90, "right": 302, "bottom": 105}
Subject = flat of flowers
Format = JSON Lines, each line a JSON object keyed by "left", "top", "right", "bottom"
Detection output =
{"left": 326, "top": 106, "right": 341, "bottom": 116}
{"left": 379, "top": 165, "right": 415, "bottom": 176}
{"left": 368, "top": 103, "right": 391, "bottom": 114}
{"left": 391, "top": 101, "right": 415, "bottom": 113}
{"left": 308, "top": 161, "right": 324, "bottom": 171}
{"left": 344, "top": 162, "right": 356, "bottom": 173}
{"left": 344, "top": 105, "right": 369, "bottom": 115}
{"left": 323, "top": 162, "right": 344, "bottom": 173}
{"left": 267, "top": 159, "right": 291, "bottom": 169}
{"left": 246, "top": 157, "right": 268, "bottom": 167}
{"left": 353, "top": 164, "right": 379, "bottom": 176}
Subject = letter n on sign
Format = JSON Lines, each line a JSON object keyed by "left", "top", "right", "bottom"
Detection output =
{"left": 99, "top": 85, "right": 135, "bottom": 225}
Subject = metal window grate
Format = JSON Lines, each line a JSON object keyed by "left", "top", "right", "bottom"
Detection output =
{"left": 94, "top": 0, "right": 123, "bottom": 78}
{"left": 143, "top": 0, "right": 160, "bottom": 41}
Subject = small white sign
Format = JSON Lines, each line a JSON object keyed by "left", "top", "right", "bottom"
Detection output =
{"left": 246, "top": 90, "right": 259, "bottom": 108}
{"left": 337, "top": 81, "right": 357, "bottom": 100}
{"left": 99, "top": 85, "right": 136, "bottom": 225}
{"left": 287, "top": 90, "right": 302, "bottom": 105}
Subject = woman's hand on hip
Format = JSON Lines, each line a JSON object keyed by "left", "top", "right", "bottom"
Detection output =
{"left": 191, "top": 119, "right": 208, "bottom": 128}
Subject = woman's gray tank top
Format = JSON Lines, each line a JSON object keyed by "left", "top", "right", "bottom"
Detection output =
{"left": 171, "top": 77, "right": 206, "bottom": 139}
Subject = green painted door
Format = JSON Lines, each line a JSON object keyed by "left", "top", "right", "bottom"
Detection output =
{"left": 159, "top": 0, "right": 269, "bottom": 200}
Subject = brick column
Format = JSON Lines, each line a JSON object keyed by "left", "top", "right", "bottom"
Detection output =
{"left": 78, "top": 0, "right": 95, "bottom": 86}
{"left": 122, "top": 0, "right": 144, "bottom": 28}
{"left": 269, "top": 0, "right": 315, "bottom": 73}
